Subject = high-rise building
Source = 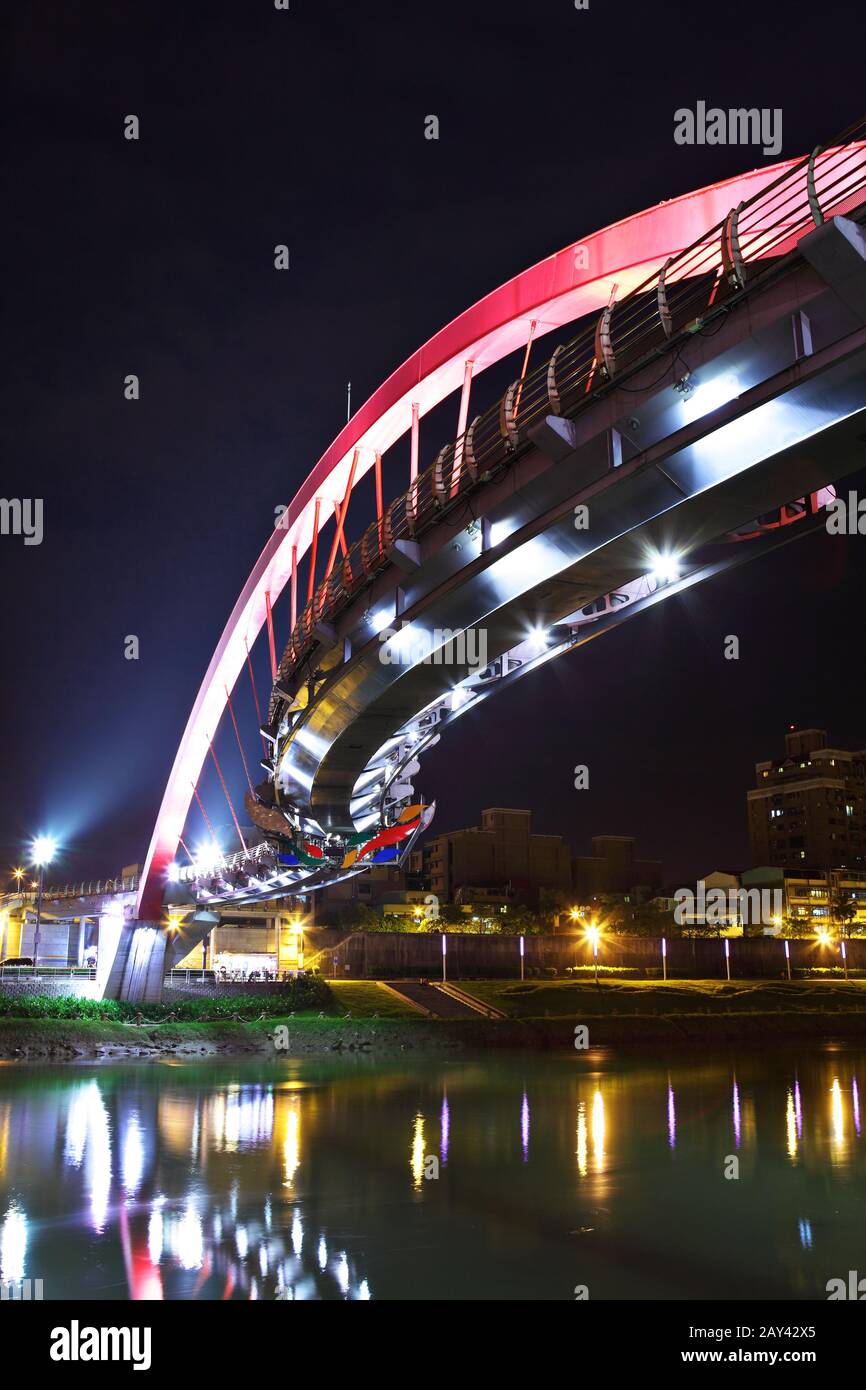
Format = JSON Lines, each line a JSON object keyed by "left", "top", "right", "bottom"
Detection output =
{"left": 747, "top": 727, "right": 866, "bottom": 869}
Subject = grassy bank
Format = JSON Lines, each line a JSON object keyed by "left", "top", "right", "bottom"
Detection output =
{"left": 2, "top": 979, "right": 866, "bottom": 1060}
{"left": 459, "top": 978, "right": 866, "bottom": 1019}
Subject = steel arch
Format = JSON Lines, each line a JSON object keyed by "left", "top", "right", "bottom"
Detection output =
{"left": 136, "top": 151, "right": 856, "bottom": 920}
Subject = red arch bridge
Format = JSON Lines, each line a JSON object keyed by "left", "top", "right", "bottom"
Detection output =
{"left": 31, "top": 114, "right": 866, "bottom": 998}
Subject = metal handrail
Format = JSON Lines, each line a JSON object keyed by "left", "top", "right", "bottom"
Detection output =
{"left": 272, "top": 119, "right": 866, "bottom": 702}
{"left": 0, "top": 966, "right": 97, "bottom": 979}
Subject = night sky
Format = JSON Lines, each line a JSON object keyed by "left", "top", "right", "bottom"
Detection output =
{"left": 2, "top": 0, "right": 865, "bottom": 890}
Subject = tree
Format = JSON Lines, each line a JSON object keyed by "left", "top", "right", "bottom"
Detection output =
{"left": 831, "top": 892, "right": 857, "bottom": 939}
{"left": 538, "top": 887, "right": 571, "bottom": 929}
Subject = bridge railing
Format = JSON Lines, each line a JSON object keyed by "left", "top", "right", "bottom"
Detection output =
{"left": 173, "top": 838, "right": 277, "bottom": 885}
{"left": 0, "top": 966, "right": 97, "bottom": 980}
{"left": 33, "top": 876, "right": 139, "bottom": 901}
{"left": 274, "top": 117, "right": 866, "bottom": 697}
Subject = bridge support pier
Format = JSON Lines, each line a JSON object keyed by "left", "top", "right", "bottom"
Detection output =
{"left": 96, "top": 917, "right": 168, "bottom": 1004}
{"left": 95, "top": 913, "right": 214, "bottom": 1003}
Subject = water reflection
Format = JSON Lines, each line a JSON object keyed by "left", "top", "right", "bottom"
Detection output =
{"left": 0, "top": 1045, "right": 864, "bottom": 1300}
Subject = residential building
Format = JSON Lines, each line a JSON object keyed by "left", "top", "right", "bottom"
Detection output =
{"left": 741, "top": 864, "right": 866, "bottom": 930}
{"left": 422, "top": 807, "right": 571, "bottom": 906}
{"left": 747, "top": 727, "right": 866, "bottom": 869}
{"left": 572, "top": 835, "right": 662, "bottom": 901}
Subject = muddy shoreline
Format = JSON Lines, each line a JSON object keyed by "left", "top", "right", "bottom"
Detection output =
{"left": 4, "top": 1009, "right": 866, "bottom": 1061}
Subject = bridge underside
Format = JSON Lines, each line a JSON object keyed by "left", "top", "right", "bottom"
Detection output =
{"left": 149, "top": 211, "right": 866, "bottom": 920}
{"left": 268, "top": 217, "right": 866, "bottom": 839}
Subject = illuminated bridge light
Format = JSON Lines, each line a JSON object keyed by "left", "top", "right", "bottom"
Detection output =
{"left": 649, "top": 551, "right": 682, "bottom": 586}
{"left": 678, "top": 371, "right": 742, "bottom": 423}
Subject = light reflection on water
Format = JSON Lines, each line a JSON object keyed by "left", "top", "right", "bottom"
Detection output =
{"left": 0, "top": 1045, "right": 865, "bottom": 1300}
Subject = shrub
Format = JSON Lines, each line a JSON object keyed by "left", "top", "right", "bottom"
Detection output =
{"left": 0, "top": 976, "right": 332, "bottom": 1023}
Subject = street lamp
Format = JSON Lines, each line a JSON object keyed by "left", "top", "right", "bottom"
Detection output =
{"left": 585, "top": 924, "right": 601, "bottom": 983}
{"left": 30, "top": 837, "right": 57, "bottom": 970}
{"left": 11, "top": 867, "right": 25, "bottom": 893}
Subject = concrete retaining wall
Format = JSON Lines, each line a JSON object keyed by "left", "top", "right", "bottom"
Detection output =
{"left": 302, "top": 928, "right": 866, "bottom": 979}
{"left": 0, "top": 975, "right": 100, "bottom": 1000}
{"left": 163, "top": 980, "right": 304, "bottom": 1001}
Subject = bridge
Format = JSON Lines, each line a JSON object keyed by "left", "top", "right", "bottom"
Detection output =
{"left": 9, "top": 115, "right": 866, "bottom": 999}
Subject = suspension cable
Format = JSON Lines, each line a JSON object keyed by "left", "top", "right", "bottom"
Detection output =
{"left": 225, "top": 686, "right": 255, "bottom": 795}
{"left": 191, "top": 781, "right": 219, "bottom": 846}
{"left": 244, "top": 639, "right": 267, "bottom": 755}
{"left": 208, "top": 737, "right": 248, "bottom": 854}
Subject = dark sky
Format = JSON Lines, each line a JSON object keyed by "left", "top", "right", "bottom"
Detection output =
{"left": 2, "top": 0, "right": 864, "bottom": 890}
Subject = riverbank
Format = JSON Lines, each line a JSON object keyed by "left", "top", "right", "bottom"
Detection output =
{"left": 3, "top": 977, "right": 866, "bottom": 1058}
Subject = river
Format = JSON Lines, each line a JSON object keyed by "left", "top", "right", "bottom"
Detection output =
{"left": 0, "top": 1044, "right": 863, "bottom": 1300}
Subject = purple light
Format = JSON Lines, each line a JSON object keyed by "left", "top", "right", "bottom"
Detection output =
{"left": 853, "top": 1079, "right": 861, "bottom": 1138}
{"left": 667, "top": 1084, "right": 676, "bottom": 1150}
{"left": 732, "top": 1080, "right": 741, "bottom": 1148}
{"left": 519, "top": 935, "right": 524, "bottom": 957}
{"left": 520, "top": 1092, "right": 530, "bottom": 1162}
{"left": 440, "top": 1096, "right": 450, "bottom": 1164}
{"left": 784, "top": 940, "right": 790, "bottom": 958}
{"left": 661, "top": 937, "right": 667, "bottom": 957}
{"left": 724, "top": 939, "right": 730, "bottom": 957}
{"left": 441, "top": 934, "right": 446, "bottom": 955}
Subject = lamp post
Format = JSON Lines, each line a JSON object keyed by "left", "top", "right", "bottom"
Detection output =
{"left": 661, "top": 936, "right": 667, "bottom": 982}
{"left": 585, "top": 924, "right": 601, "bottom": 984}
{"left": 31, "top": 837, "right": 57, "bottom": 971}
{"left": 519, "top": 934, "right": 525, "bottom": 982}
{"left": 724, "top": 937, "right": 731, "bottom": 981}
{"left": 784, "top": 939, "right": 792, "bottom": 981}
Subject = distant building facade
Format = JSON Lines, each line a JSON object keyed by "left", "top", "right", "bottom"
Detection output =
{"left": 572, "top": 835, "right": 662, "bottom": 901}
{"left": 747, "top": 727, "right": 866, "bottom": 869}
{"left": 423, "top": 807, "right": 571, "bottom": 906}
{"left": 313, "top": 862, "right": 411, "bottom": 922}
{"left": 741, "top": 864, "right": 866, "bottom": 930}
